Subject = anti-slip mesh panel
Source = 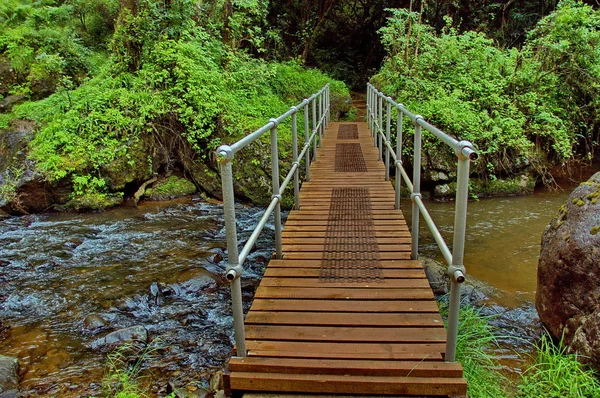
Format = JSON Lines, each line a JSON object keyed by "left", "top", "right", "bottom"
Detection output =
{"left": 320, "top": 188, "right": 382, "bottom": 282}
{"left": 337, "top": 124, "right": 359, "bottom": 139}
{"left": 335, "top": 143, "right": 367, "bottom": 172}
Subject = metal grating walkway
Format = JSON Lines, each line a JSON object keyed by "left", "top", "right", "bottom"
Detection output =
{"left": 225, "top": 122, "right": 467, "bottom": 397}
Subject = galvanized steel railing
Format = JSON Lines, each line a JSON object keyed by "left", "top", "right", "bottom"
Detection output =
{"left": 366, "top": 83, "right": 478, "bottom": 363}
{"left": 215, "top": 84, "right": 330, "bottom": 357}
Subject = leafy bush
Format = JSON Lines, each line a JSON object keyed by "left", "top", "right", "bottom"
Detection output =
{"left": 4, "top": 0, "right": 349, "bottom": 209}
{"left": 373, "top": 1, "right": 600, "bottom": 182}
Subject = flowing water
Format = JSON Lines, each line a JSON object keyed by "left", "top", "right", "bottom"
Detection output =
{"left": 404, "top": 190, "right": 571, "bottom": 308}
{"left": 0, "top": 189, "right": 573, "bottom": 396}
{"left": 0, "top": 198, "right": 276, "bottom": 397}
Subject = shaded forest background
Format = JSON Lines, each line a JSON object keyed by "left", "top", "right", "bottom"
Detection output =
{"left": 1, "top": 0, "right": 599, "bottom": 213}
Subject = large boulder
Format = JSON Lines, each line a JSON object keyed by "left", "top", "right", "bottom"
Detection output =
{"left": 536, "top": 171, "right": 600, "bottom": 369}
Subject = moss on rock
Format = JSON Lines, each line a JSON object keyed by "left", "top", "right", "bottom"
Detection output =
{"left": 144, "top": 176, "right": 196, "bottom": 201}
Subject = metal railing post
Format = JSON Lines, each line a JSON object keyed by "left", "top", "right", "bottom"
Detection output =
{"left": 326, "top": 85, "right": 330, "bottom": 126}
{"left": 373, "top": 91, "right": 378, "bottom": 144}
{"left": 291, "top": 108, "right": 300, "bottom": 210}
{"left": 304, "top": 101, "right": 311, "bottom": 181}
{"left": 312, "top": 97, "right": 317, "bottom": 160}
{"left": 378, "top": 94, "right": 383, "bottom": 161}
{"left": 216, "top": 148, "right": 246, "bottom": 357}
{"left": 446, "top": 143, "right": 473, "bottom": 362}
{"left": 395, "top": 108, "right": 403, "bottom": 210}
{"left": 319, "top": 92, "right": 323, "bottom": 143}
{"left": 269, "top": 119, "right": 283, "bottom": 259}
{"left": 411, "top": 117, "right": 423, "bottom": 260}
{"left": 367, "top": 87, "right": 371, "bottom": 126}
{"left": 385, "top": 99, "right": 391, "bottom": 181}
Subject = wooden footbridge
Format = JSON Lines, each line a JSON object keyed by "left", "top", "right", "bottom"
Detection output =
{"left": 216, "top": 85, "right": 477, "bottom": 397}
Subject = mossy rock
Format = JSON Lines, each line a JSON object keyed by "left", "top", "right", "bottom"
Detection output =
{"left": 101, "top": 138, "right": 152, "bottom": 191}
{"left": 433, "top": 175, "right": 535, "bottom": 200}
{"left": 65, "top": 192, "right": 123, "bottom": 211}
{"left": 144, "top": 176, "right": 197, "bottom": 201}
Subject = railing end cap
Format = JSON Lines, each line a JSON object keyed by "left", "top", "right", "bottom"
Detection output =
{"left": 216, "top": 145, "right": 235, "bottom": 164}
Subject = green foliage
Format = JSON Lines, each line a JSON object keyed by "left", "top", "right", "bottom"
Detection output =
{"left": 518, "top": 333, "right": 600, "bottom": 397}
{"left": 2, "top": 0, "right": 349, "bottom": 209}
{"left": 0, "top": 0, "right": 116, "bottom": 99}
{"left": 440, "top": 304, "right": 508, "bottom": 398}
{"left": 102, "top": 341, "right": 175, "bottom": 398}
{"left": 373, "top": 2, "right": 600, "bottom": 181}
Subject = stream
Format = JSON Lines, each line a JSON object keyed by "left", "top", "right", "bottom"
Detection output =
{"left": 0, "top": 189, "right": 571, "bottom": 396}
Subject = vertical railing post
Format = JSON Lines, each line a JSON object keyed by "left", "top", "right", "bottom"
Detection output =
{"left": 319, "top": 91, "right": 323, "bottom": 144}
{"left": 367, "top": 86, "right": 371, "bottom": 127}
{"left": 303, "top": 101, "right": 311, "bottom": 182}
{"left": 446, "top": 142, "right": 474, "bottom": 362}
{"left": 378, "top": 94, "right": 383, "bottom": 161}
{"left": 291, "top": 107, "right": 300, "bottom": 210}
{"left": 385, "top": 99, "right": 391, "bottom": 181}
{"left": 411, "top": 116, "right": 423, "bottom": 260}
{"left": 373, "top": 91, "right": 378, "bottom": 145}
{"left": 395, "top": 108, "right": 403, "bottom": 210}
{"left": 312, "top": 96, "right": 317, "bottom": 160}
{"left": 216, "top": 146, "right": 246, "bottom": 357}
{"left": 269, "top": 119, "right": 283, "bottom": 259}
{"left": 325, "top": 85, "right": 329, "bottom": 126}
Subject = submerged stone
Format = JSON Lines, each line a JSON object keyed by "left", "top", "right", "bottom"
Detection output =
{"left": 91, "top": 325, "right": 148, "bottom": 349}
{"left": 83, "top": 314, "right": 109, "bottom": 332}
{"left": 0, "top": 355, "right": 19, "bottom": 394}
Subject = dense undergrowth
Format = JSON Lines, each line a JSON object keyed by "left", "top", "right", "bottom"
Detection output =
{"left": 372, "top": 0, "right": 600, "bottom": 186}
{"left": 0, "top": 0, "right": 349, "bottom": 212}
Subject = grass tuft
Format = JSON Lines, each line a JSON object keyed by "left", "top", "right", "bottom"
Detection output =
{"left": 518, "top": 333, "right": 600, "bottom": 398}
{"left": 449, "top": 304, "right": 509, "bottom": 398}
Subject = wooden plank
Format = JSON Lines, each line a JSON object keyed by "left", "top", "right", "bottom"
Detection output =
{"left": 280, "top": 244, "right": 410, "bottom": 252}
{"left": 249, "top": 299, "right": 440, "bottom": 313}
{"left": 282, "top": 225, "right": 409, "bottom": 232}
{"left": 281, "top": 231, "right": 411, "bottom": 238}
{"left": 228, "top": 373, "right": 467, "bottom": 396}
{"left": 282, "top": 252, "right": 413, "bottom": 260}
{"left": 254, "top": 286, "right": 434, "bottom": 300}
{"left": 259, "top": 278, "right": 429, "bottom": 289}
{"left": 245, "top": 325, "right": 446, "bottom": 343}
{"left": 246, "top": 341, "right": 446, "bottom": 360}
{"left": 245, "top": 312, "right": 444, "bottom": 327}
{"left": 262, "top": 268, "right": 425, "bottom": 278}
{"left": 229, "top": 357, "right": 463, "bottom": 377}
{"left": 280, "top": 237, "right": 410, "bottom": 244}
{"left": 265, "top": 259, "right": 423, "bottom": 269}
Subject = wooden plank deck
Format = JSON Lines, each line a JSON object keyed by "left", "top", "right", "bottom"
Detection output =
{"left": 225, "top": 122, "right": 467, "bottom": 397}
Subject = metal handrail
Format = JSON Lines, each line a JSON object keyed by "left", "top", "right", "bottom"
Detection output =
{"left": 215, "top": 84, "right": 331, "bottom": 357}
{"left": 366, "top": 83, "right": 478, "bottom": 363}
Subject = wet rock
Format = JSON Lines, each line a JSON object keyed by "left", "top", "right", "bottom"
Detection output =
{"left": 149, "top": 282, "right": 166, "bottom": 306}
{"left": 209, "top": 371, "right": 223, "bottom": 391}
{"left": 537, "top": 171, "right": 600, "bottom": 371}
{"left": 183, "top": 275, "right": 217, "bottom": 294}
{"left": 422, "top": 257, "right": 493, "bottom": 304}
{"left": 83, "top": 314, "right": 109, "bottom": 333}
{"left": 91, "top": 325, "right": 148, "bottom": 349}
{"left": 0, "top": 94, "right": 26, "bottom": 112}
{"left": 0, "top": 355, "right": 19, "bottom": 394}
{"left": 207, "top": 248, "right": 224, "bottom": 264}
{"left": 167, "top": 380, "right": 210, "bottom": 398}
{"left": 0, "top": 121, "right": 71, "bottom": 214}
